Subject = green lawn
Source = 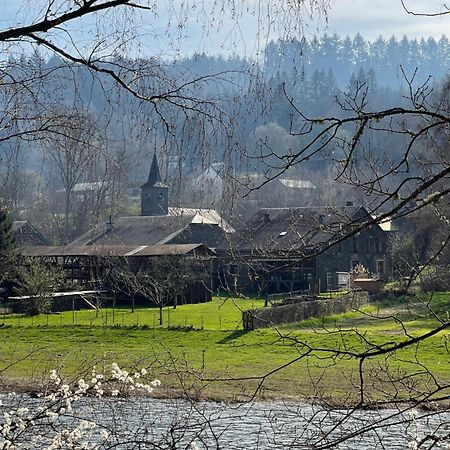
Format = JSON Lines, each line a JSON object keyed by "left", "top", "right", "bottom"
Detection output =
{"left": 0, "top": 296, "right": 266, "bottom": 330}
{"left": 0, "top": 293, "right": 448, "bottom": 403}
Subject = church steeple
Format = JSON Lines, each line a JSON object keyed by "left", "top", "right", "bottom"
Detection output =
{"left": 143, "top": 153, "right": 161, "bottom": 187}
{"left": 140, "top": 153, "right": 168, "bottom": 216}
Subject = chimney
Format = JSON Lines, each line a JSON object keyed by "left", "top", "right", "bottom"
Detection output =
{"left": 106, "top": 215, "right": 114, "bottom": 232}
{"left": 263, "top": 212, "right": 270, "bottom": 224}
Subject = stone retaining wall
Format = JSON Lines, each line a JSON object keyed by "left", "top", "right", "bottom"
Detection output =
{"left": 242, "top": 291, "right": 369, "bottom": 330}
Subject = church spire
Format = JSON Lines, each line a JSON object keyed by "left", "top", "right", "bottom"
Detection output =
{"left": 140, "top": 153, "right": 169, "bottom": 216}
{"left": 147, "top": 152, "right": 161, "bottom": 185}
{"left": 141, "top": 153, "right": 162, "bottom": 188}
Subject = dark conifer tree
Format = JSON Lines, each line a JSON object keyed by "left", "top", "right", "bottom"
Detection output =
{"left": 0, "top": 205, "right": 18, "bottom": 291}
{"left": 0, "top": 206, "right": 15, "bottom": 253}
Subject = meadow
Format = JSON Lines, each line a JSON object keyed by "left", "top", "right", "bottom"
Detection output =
{"left": 0, "top": 293, "right": 448, "bottom": 403}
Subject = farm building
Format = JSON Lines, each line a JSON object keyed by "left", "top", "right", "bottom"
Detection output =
{"left": 23, "top": 243, "right": 214, "bottom": 305}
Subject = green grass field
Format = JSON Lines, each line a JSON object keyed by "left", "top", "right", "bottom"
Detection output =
{"left": 0, "top": 293, "right": 448, "bottom": 403}
{"left": 0, "top": 296, "right": 266, "bottom": 330}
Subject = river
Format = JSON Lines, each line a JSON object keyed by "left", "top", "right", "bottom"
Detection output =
{"left": 2, "top": 394, "right": 449, "bottom": 449}
{"left": 109, "top": 398, "right": 450, "bottom": 449}
{"left": 0, "top": 395, "right": 450, "bottom": 450}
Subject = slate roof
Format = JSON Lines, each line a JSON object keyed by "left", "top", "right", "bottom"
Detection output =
{"left": 56, "top": 182, "right": 107, "bottom": 193}
{"left": 278, "top": 179, "right": 316, "bottom": 189}
{"left": 69, "top": 208, "right": 233, "bottom": 247}
{"left": 12, "top": 221, "right": 51, "bottom": 246}
{"left": 168, "top": 207, "right": 234, "bottom": 233}
{"left": 141, "top": 153, "right": 167, "bottom": 189}
{"left": 224, "top": 206, "right": 375, "bottom": 255}
{"left": 24, "top": 244, "right": 213, "bottom": 257}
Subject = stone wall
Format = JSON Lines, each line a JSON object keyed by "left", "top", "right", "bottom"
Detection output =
{"left": 242, "top": 291, "right": 369, "bottom": 330}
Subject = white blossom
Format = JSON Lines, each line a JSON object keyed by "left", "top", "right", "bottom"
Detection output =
{"left": 0, "top": 364, "right": 160, "bottom": 449}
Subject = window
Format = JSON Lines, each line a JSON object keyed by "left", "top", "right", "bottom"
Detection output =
{"left": 376, "top": 260, "right": 385, "bottom": 274}
{"left": 374, "top": 238, "right": 381, "bottom": 253}
{"left": 337, "top": 272, "right": 350, "bottom": 286}
{"left": 278, "top": 231, "right": 288, "bottom": 237}
{"left": 352, "top": 237, "right": 358, "bottom": 252}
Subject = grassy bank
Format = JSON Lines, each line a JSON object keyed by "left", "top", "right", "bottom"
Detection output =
{"left": 0, "top": 293, "right": 448, "bottom": 403}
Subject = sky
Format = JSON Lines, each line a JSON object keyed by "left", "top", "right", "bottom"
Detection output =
{"left": 326, "top": 0, "right": 449, "bottom": 40}
{"left": 0, "top": 0, "right": 449, "bottom": 57}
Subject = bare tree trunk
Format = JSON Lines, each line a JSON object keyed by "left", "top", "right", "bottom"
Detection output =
{"left": 159, "top": 306, "right": 163, "bottom": 326}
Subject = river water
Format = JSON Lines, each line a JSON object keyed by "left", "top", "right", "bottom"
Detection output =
{"left": 1, "top": 395, "right": 449, "bottom": 449}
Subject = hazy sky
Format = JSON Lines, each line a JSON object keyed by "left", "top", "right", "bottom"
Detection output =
{"left": 326, "top": 0, "right": 449, "bottom": 40}
{"left": 0, "top": 1, "right": 448, "bottom": 56}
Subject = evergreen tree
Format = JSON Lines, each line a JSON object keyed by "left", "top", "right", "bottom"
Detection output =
{"left": 369, "top": 35, "right": 387, "bottom": 75}
{"left": 399, "top": 35, "right": 412, "bottom": 73}
{"left": 423, "top": 37, "right": 439, "bottom": 76}
{"left": 386, "top": 36, "right": 400, "bottom": 84}
{"left": 0, "top": 206, "right": 15, "bottom": 254}
{"left": 339, "top": 35, "right": 355, "bottom": 82}
{"left": 0, "top": 205, "right": 17, "bottom": 291}
{"left": 438, "top": 35, "right": 450, "bottom": 76}
{"left": 352, "top": 33, "right": 368, "bottom": 67}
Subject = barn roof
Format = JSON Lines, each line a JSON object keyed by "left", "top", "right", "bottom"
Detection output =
{"left": 24, "top": 243, "right": 213, "bottom": 257}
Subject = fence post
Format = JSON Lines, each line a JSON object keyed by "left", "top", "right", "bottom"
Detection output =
{"left": 112, "top": 296, "right": 115, "bottom": 325}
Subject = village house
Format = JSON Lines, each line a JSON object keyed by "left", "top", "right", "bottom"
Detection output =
{"left": 215, "top": 204, "right": 392, "bottom": 294}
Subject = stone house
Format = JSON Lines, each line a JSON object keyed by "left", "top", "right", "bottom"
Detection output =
{"left": 216, "top": 205, "right": 392, "bottom": 294}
